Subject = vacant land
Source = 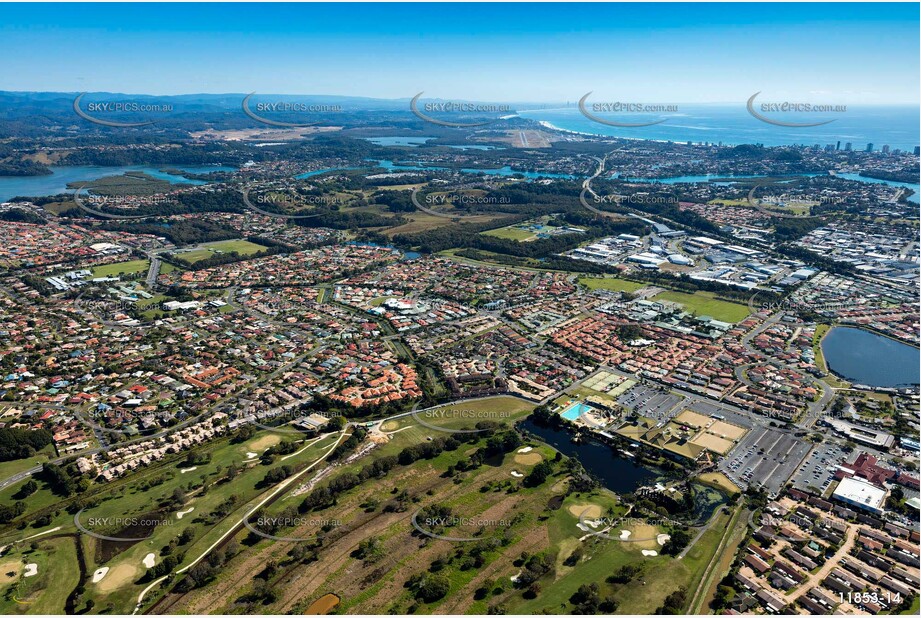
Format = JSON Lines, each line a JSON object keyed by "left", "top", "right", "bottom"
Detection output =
{"left": 578, "top": 275, "right": 646, "bottom": 293}
{"left": 651, "top": 290, "right": 750, "bottom": 323}
{"left": 91, "top": 259, "right": 150, "bottom": 278}
{"left": 174, "top": 239, "right": 268, "bottom": 263}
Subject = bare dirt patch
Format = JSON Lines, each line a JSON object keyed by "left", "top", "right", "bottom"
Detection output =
{"left": 0, "top": 559, "right": 20, "bottom": 584}
{"left": 305, "top": 593, "right": 340, "bottom": 614}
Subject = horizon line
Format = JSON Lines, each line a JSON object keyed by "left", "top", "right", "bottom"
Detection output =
{"left": 2, "top": 90, "right": 920, "bottom": 107}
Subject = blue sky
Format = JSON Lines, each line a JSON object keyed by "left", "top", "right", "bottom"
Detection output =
{"left": 0, "top": 3, "right": 918, "bottom": 103}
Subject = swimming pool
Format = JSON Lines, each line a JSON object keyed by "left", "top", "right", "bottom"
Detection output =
{"left": 561, "top": 402, "right": 594, "bottom": 421}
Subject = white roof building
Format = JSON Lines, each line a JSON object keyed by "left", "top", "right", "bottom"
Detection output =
{"left": 832, "top": 477, "right": 887, "bottom": 514}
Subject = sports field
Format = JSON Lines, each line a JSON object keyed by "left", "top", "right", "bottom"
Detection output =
{"left": 651, "top": 290, "right": 750, "bottom": 323}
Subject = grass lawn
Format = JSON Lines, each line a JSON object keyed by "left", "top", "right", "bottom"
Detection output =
{"left": 697, "top": 472, "right": 741, "bottom": 495}
{"left": 0, "top": 445, "right": 55, "bottom": 485}
{"left": 91, "top": 259, "right": 149, "bottom": 278}
{"left": 0, "top": 536, "right": 80, "bottom": 615}
{"left": 164, "top": 403, "right": 584, "bottom": 615}
{"left": 384, "top": 212, "right": 498, "bottom": 236}
{"left": 0, "top": 426, "right": 350, "bottom": 614}
{"left": 707, "top": 199, "right": 753, "bottom": 207}
{"left": 481, "top": 226, "right": 535, "bottom": 241}
{"left": 898, "top": 594, "right": 920, "bottom": 614}
{"left": 175, "top": 239, "right": 267, "bottom": 264}
{"left": 651, "top": 290, "right": 750, "bottom": 323}
{"left": 578, "top": 275, "right": 646, "bottom": 294}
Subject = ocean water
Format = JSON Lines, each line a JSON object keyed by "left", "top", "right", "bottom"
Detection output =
{"left": 517, "top": 104, "right": 920, "bottom": 151}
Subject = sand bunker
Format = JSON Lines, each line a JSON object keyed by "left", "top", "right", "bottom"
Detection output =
{"left": 567, "top": 504, "right": 602, "bottom": 519}
{"left": 176, "top": 507, "right": 194, "bottom": 520}
{"left": 514, "top": 452, "right": 542, "bottom": 465}
{"left": 142, "top": 553, "right": 156, "bottom": 568}
{"left": 619, "top": 530, "right": 632, "bottom": 540}
{"left": 245, "top": 452, "right": 258, "bottom": 459}
{"left": 641, "top": 550, "right": 658, "bottom": 557}
{"left": 96, "top": 563, "right": 138, "bottom": 593}
{"left": 23, "top": 563, "right": 37, "bottom": 578}
{"left": 517, "top": 446, "right": 533, "bottom": 453}
{"left": 510, "top": 471, "right": 524, "bottom": 478}
{"left": 91, "top": 567, "right": 109, "bottom": 583}
{"left": 657, "top": 534, "right": 671, "bottom": 546}
{"left": 180, "top": 466, "right": 197, "bottom": 474}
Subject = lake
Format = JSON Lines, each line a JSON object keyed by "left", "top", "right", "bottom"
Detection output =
{"left": 520, "top": 418, "right": 658, "bottom": 493}
{"left": 0, "top": 165, "right": 235, "bottom": 202}
{"left": 369, "top": 159, "right": 577, "bottom": 179}
{"left": 821, "top": 326, "right": 920, "bottom": 388}
{"left": 362, "top": 136, "right": 435, "bottom": 147}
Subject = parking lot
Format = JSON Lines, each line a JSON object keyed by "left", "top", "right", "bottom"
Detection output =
{"left": 789, "top": 439, "right": 847, "bottom": 493}
{"left": 617, "top": 384, "right": 684, "bottom": 421}
{"left": 718, "top": 426, "right": 813, "bottom": 496}
{"left": 683, "top": 397, "right": 755, "bottom": 430}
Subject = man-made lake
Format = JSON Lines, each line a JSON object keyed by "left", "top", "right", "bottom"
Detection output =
{"left": 520, "top": 418, "right": 725, "bottom": 523}
{"left": 520, "top": 418, "right": 658, "bottom": 493}
{"left": 821, "top": 326, "right": 920, "bottom": 388}
{"left": 370, "top": 159, "right": 577, "bottom": 179}
{"left": 0, "top": 165, "right": 235, "bottom": 202}
{"left": 362, "top": 136, "right": 435, "bottom": 147}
